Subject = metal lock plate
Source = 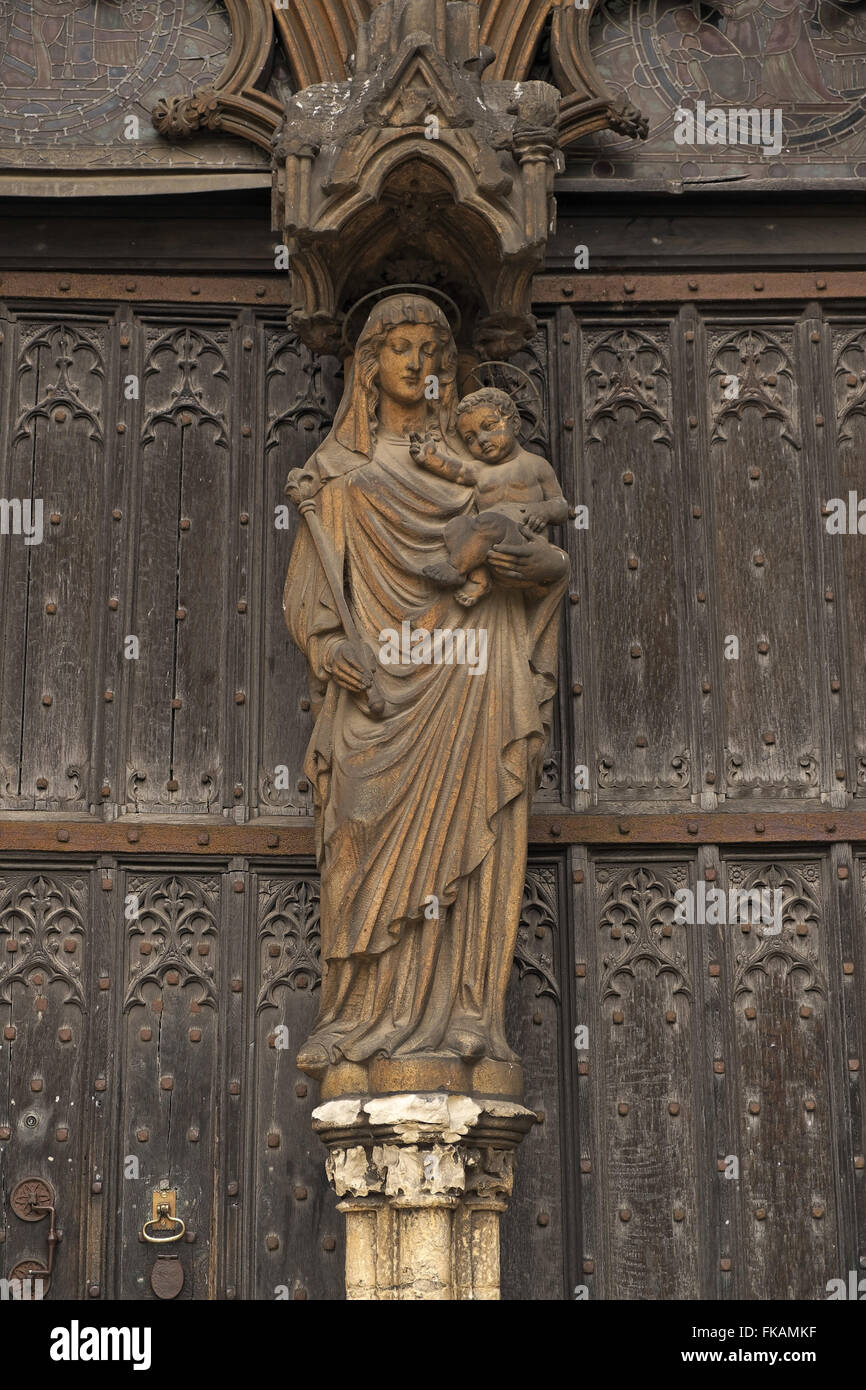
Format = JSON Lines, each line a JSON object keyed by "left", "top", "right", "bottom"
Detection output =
{"left": 151, "top": 1188, "right": 177, "bottom": 1226}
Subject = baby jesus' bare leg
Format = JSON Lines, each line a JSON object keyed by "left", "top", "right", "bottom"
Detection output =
{"left": 423, "top": 511, "right": 527, "bottom": 606}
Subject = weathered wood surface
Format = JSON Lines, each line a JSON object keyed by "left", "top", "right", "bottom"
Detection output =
{"left": 1, "top": 296, "right": 866, "bottom": 1299}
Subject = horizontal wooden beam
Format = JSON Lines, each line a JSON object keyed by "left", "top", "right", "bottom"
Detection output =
{"left": 0, "top": 271, "right": 289, "bottom": 306}
{"left": 530, "top": 809, "right": 865, "bottom": 846}
{"left": 534, "top": 270, "right": 866, "bottom": 304}
{"left": 0, "top": 809, "right": 863, "bottom": 857}
{"left": 4, "top": 270, "right": 862, "bottom": 311}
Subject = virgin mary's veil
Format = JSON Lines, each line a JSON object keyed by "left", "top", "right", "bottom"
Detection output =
{"left": 309, "top": 294, "right": 460, "bottom": 484}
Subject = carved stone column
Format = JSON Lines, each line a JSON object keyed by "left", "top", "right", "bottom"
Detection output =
{"left": 314, "top": 1094, "right": 535, "bottom": 1300}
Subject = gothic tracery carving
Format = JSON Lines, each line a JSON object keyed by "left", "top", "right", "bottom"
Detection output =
{"left": 514, "top": 866, "right": 560, "bottom": 1001}
{"left": 256, "top": 876, "right": 322, "bottom": 1008}
{"left": 596, "top": 862, "right": 692, "bottom": 1007}
{"left": 0, "top": 873, "right": 88, "bottom": 1009}
{"left": 584, "top": 327, "right": 673, "bottom": 445}
{"left": 124, "top": 874, "right": 219, "bottom": 1010}
{"left": 709, "top": 328, "right": 800, "bottom": 449}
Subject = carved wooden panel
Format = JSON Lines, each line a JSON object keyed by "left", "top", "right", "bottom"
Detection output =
{"left": 117, "top": 870, "right": 223, "bottom": 1299}
{"left": 0, "top": 868, "right": 95, "bottom": 1300}
{"left": 502, "top": 859, "right": 576, "bottom": 1300}
{"left": 704, "top": 323, "right": 824, "bottom": 799}
{"left": 0, "top": 301, "right": 570, "bottom": 819}
{"left": 0, "top": 854, "right": 574, "bottom": 1299}
{"left": 715, "top": 855, "right": 840, "bottom": 1300}
{"left": 0, "top": 315, "right": 111, "bottom": 811}
{"left": 833, "top": 323, "right": 866, "bottom": 794}
{"left": 257, "top": 326, "right": 337, "bottom": 815}
{"left": 251, "top": 870, "right": 342, "bottom": 1300}
{"left": 574, "top": 847, "right": 863, "bottom": 1301}
{"left": 557, "top": 304, "right": 862, "bottom": 810}
{"left": 125, "top": 322, "right": 234, "bottom": 813}
{"left": 580, "top": 856, "right": 704, "bottom": 1299}
{"left": 575, "top": 322, "right": 693, "bottom": 802}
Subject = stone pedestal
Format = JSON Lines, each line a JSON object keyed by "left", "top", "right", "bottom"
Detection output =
{"left": 313, "top": 1093, "right": 535, "bottom": 1300}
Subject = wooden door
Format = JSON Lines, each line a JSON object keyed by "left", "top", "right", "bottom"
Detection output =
{"left": 2, "top": 290, "right": 866, "bottom": 1300}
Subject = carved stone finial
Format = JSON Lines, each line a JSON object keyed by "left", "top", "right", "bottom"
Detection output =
{"left": 271, "top": 0, "right": 560, "bottom": 357}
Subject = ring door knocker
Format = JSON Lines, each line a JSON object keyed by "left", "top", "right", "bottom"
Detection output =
{"left": 9, "top": 1177, "right": 61, "bottom": 1298}
{"left": 142, "top": 1190, "right": 186, "bottom": 1299}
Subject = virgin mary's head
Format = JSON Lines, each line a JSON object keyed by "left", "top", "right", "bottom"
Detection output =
{"left": 335, "top": 294, "right": 459, "bottom": 456}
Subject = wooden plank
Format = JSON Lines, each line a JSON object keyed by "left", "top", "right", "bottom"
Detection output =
{"left": 254, "top": 325, "right": 338, "bottom": 816}
{"left": 116, "top": 868, "right": 222, "bottom": 1300}
{"left": 0, "top": 274, "right": 287, "bottom": 305}
{"left": 534, "top": 272, "right": 866, "bottom": 304}
{"left": 16, "top": 317, "right": 110, "bottom": 809}
{"left": 0, "top": 305, "right": 28, "bottom": 807}
{"left": 3, "top": 807, "right": 866, "bottom": 855}
{"left": 171, "top": 322, "right": 233, "bottom": 812}
{"left": 0, "top": 866, "right": 92, "bottom": 1299}
{"left": 705, "top": 317, "right": 825, "bottom": 798}
{"left": 124, "top": 319, "right": 184, "bottom": 812}
{"left": 718, "top": 854, "right": 838, "bottom": 1298}
{"left": 501, "top": 861, "right": 569, "bottom": 1300}
{"left": 220, "top": 860, "right": 248, "bottom": 1300}
{"left": 833, "top": 320, "right": 866, "bottom": 793}
{"left": 831, "top": 844, "right": 865, "bottom": 1288}
{"left": 586, "top": 854, "right": 705, "bottom": 1299}
{"left": 250, "top": 869, "right": 343, "bottom": 1301}
{"left": 579, "top": 320, "right": 692, "bottom": 802}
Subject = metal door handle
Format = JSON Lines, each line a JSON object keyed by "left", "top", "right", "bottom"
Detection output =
{"left": 142, "top": 1199, "right": 186, "bottom": 1244}
{"left": 9, "top": 1177, "right": 61, "bottom": 1294}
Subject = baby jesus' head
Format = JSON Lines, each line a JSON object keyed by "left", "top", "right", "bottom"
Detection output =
{"left": 456, "top": 387, "right": 520, "bottom": 465}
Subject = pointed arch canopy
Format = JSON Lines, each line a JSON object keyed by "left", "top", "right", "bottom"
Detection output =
{"left": 152, "top": 0, "right": 645, "bottom": 151}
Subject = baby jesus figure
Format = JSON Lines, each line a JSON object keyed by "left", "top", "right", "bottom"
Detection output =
{"left": 409, "top": 387, "right": 568, "bottom": 606}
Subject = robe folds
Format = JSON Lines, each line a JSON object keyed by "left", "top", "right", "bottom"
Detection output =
{"left": 284, "top": 428, "right": 566, "bottom": 1065}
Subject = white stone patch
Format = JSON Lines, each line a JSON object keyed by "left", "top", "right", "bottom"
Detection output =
{"left": 313, "top": 1097, "right": 365, "bottom": 1128}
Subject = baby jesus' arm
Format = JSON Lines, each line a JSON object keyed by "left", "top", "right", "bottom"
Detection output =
{"left": 409, "top": 432, "right": 478, "bottom": 487}
{"left": 522, "top": 456, "right": 569, "bottom": 532}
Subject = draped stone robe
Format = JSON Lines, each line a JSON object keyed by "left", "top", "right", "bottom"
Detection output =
{"left": 284, "top": 425, "right": 566, "bottom": 1068}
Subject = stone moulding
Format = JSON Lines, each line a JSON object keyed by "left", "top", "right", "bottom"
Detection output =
{"left": 152, "top": 0, "right": 282, "bottom": 146}
{"left": 550, "top": 3, "right": 648, "bottom": 148}
{"left": 151, "top": 0, "right": 646, "bottom": 156}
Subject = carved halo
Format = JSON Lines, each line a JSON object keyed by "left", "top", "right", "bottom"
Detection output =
{"left": 461, "top": 360, "right": 544, "bottom": 441}
{"left": 340, "top": 284, "right": 463, "bottom": 354}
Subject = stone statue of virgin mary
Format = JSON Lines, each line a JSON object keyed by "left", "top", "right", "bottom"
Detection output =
{"left": 283, "top": 294, "right": 568, "bottom": 1099}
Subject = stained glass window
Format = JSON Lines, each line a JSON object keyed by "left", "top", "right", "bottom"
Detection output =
{"left": 0, "top": 0, "right": 267, "bottom": 169}
{"left": 569, "top": 1, "right": 866, "bottom": 186}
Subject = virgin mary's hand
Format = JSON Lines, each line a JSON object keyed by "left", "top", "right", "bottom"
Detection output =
{"left": 486, "top": 535, "right": 569, "bottom": 589}
{"left": 330, "top": 639, "right": 374, "bottom": 693}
